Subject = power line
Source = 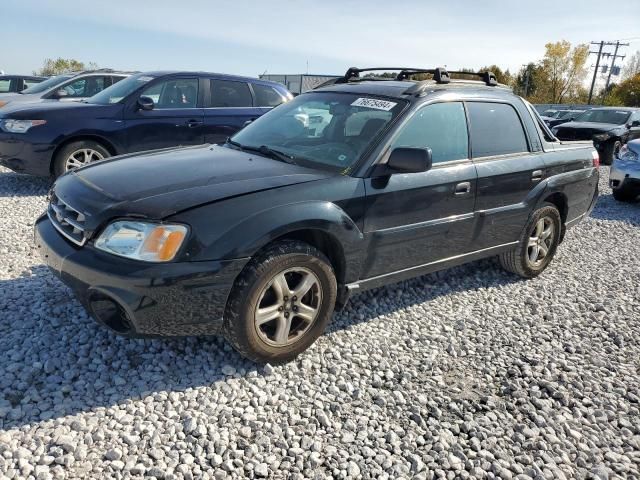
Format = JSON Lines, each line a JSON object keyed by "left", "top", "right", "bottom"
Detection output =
{"left": 587, "top": 40, "right": 629, "bottom": 105}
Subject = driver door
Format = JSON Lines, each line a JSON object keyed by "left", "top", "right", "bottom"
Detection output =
{"left": 361, "top": 102, "right": 478, "bottom": 279}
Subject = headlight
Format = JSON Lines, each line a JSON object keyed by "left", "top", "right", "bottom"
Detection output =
{"left": 618, "top": 145, "right": 638, "bottom": 162}
{"left": 95, "top": 221, "right": 188, "bottom": 262}
{"left": 0, "top": 119, "right": 47, "bottom": 133}
{"left": 593, "top": 132, "right": 611, "bottom": 141}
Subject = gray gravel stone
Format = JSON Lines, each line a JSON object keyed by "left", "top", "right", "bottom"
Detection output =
{"left": 0, "top": 166, "right": 639, "bottom": 479}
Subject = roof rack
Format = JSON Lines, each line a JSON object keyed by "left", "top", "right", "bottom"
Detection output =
{"left": 327, "top": 66, "right": 497, "bottom": 86}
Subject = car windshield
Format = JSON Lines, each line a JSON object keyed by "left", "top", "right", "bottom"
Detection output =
{"left": 88, "top": 73, "right": 156, "bottom": 104}
{"left": 21, "top": 74, "right": 72, "bottom": 94}
{"left": 230, "top": 92, "right": 407, "bottom": 172}
{"left": 574, "top": 109, "right": 631, "bottom": 125}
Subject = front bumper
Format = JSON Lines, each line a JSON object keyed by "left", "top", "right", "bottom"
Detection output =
{"left": 610, "top": 159, "right": 640, "bottom": 189}
{"left": 0, "top": 132, "right": 54, "bottom": 176}
{"left": 34, "top": 215, "right": 249, "bottom": 336}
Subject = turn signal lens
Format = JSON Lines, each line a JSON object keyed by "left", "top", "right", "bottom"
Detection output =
{"left": 95, "top": 221, "right": 188, "bottom": 262}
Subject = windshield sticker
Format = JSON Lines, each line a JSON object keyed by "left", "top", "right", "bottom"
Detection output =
{"left": 351, "top": 97, "right": 397, "bottom": 111}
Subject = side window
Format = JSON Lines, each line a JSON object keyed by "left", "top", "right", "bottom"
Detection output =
{"left": 467, "top": 102, "right": 529, "bottom": 157}
{"left": 22, "top": 79, "right": 41, "bottom": 90}
{"left": 391, "top": 102, "right": 469, "bottom": 164}
{"left": 0, "top": 79, "right": 12, "bottom": 93}
{"left": 141, "top": 78, "right": 198, "bottom": 109}
{"left": 60, "top": 77, "right": 105, "bottom": 97}
{"left": 111, "top": 76, "right": 126, "bottom": 85}
{"left": 253, "top": 84, "right": 285, "bottom": 107}
{"left": 210, "top": 79, "right": 252, "bottom": 107}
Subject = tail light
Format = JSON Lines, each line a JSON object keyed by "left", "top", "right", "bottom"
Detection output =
{"left": 591, "top": 150, "right": 600, "bottom": 168}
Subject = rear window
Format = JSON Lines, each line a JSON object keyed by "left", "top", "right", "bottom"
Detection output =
{"left": 210, "top": 79, "right": 253, "bottom": 107}
{"left": 253, "top": 84, "right": 285, "bottom": 107}
{"left": 467, "top": 102, "right": 529, "bottom": 157}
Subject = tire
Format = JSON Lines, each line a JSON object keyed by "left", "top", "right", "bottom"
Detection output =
{"left": 224, "top": 240, "right": 337, "bottom": 364}
{"left": 53, "top": 140, "right": 111, "bottom": 178}
{"left": 612, "top": 186, "right": 638, "bottom": 202}
{"left": 499, "top": 203, "right": 562, "bottom": 278}
{"left": 602, "top": 140, "right": 622, "bottom": 166}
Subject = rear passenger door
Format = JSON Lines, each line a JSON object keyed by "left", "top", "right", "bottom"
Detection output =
{"left": 362, "top": 101, "right": 478, "bottom": 278}
{"left": 203, "top": 78, "right": 259, "bottom": 144}
{"left": 466, "top": 101, "right": 546, "bottom": 249}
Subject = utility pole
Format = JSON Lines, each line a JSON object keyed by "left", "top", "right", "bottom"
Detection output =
{"left": 588, "top": 41, "right": 604, "bottom": 105}
{"left": 602, "top": 41, "right": 629, "bottom": 104}
{"left": 522, "top": 64, "right": 530, "bottom": 97}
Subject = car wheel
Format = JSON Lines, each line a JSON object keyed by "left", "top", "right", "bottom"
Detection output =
{"left": 53, "top": 140, "right": 110, "bottom": 177}
{"left": 602, "top": 140, "right": 622, "bottom": 166}
{"left": 612, "top": 185, "right": 638, "bottom": 202}
{"left": 224, "top": 240, "right": 337, "bottom": 364}
{"left": 499, "top": 203, "right": 562, "bottom": 278}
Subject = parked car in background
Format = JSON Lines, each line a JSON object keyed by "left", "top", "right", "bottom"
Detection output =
{"left": 0, "top": 69, "right": 131, "bottom": 109}
{"left": 552, "top": 107, "right": 640, "bottom": 164}
{"left": 545, "top": 109, "right": 586, "bottom": 128}
{"left": 0, "top": 71, "right": 291, "bottom": 177}
{"left": 610, "top": 139, "right": 640, "bottom": 202}
{"left": 33, "top": 66, "right": 599, "bottom": 363}
{"left": 0, "top": 75, "right": 46, "bottom": 94}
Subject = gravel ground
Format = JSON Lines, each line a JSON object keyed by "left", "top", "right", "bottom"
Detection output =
{"left": 0, "top": 165, "right": 639, "bottom": 480}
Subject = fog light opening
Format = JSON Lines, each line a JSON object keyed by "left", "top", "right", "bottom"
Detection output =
{"left": 89, "top": 293, "right": 133, "bottom": 334}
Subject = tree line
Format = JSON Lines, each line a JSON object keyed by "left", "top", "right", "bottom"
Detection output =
{"left": 33, "top": 46, "right": 640, "bottom": 107}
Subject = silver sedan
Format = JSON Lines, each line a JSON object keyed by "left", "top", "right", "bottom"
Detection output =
{"left": 610, "top": 139, "right": 640, "bottom": 202}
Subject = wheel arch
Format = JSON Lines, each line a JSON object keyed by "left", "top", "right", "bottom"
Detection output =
{"left": 541, "top": 191, "right": 568, "bottom": 241}
{"left": 50, "top": 135, "right": 118, "bottom": 175}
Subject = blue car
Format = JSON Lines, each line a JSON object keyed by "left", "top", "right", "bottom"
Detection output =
{"left": 0, "top": 71, "right": 292, "bottom": 177}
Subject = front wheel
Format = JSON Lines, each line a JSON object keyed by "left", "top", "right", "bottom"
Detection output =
{"left": 224, "top": 240, "right": 337, "bottom": 364}
{"left": 602, "top": 140, "right": 622, "bottom": 166}
{"left": 53, "top": 140, "right": 111, "bottom": 177}
{"left": 499, "top": 203, "right": 562, "bottom": 278}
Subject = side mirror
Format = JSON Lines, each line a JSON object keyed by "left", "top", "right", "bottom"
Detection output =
{"left": 630, "top": 120, "right": 640, "bottom": 128}
{"left": 54, "top": 89, "right": 69, "bottom": 98}
{"left": 386, "top": 147, "right": 432, "bottom": 174}
{"left": 137, "top": 96, "right": 155, "bottom": 111}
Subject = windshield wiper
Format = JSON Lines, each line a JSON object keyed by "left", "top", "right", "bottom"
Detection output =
{"left": 225, "top": 139, "right": 296, "bottom": 164}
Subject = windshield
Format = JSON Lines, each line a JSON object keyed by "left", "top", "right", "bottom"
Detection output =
{"left": 574, "top": 109, "right": 631, "bottom": 125}
{"left": 230, "top": 92, "right": 406, "bottom": 172}
{"left": 21, "top": 74, "right": 72, "bottom": 94}
{"left": 88, "top": 73, "right": 156, "bottom": 104}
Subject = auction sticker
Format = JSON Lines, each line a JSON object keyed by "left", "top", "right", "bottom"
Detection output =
{"left": 351, "top": 97, "right": 397, "bottom": 111}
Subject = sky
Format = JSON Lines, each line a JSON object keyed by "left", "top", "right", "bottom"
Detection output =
{"left": 2, "top": 0, "right": 639, "bottom": 82}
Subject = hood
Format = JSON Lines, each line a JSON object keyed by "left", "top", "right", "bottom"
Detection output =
{"left": 556, "top": 121, "right": 621, "bottom": 132}
{"left": 53, "top": 144, "right": 334, "bottom": 230}
{"left": 0, "top": 100, "right": 114, "bottom": 118}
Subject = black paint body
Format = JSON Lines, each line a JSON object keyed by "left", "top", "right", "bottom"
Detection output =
{"left": 34, "top": 80, "right": 599, "bottom": 336}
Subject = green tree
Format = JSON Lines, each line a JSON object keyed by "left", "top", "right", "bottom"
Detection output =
{"left": 34, "top": 58, "right": 98, "bottom": 76}
{"left": 514, "top": 63, "right": 543, "bottom": 99}
{"left": 535, "top": 40, "right": 589, "bottom": 103}
{"left": 606, "top": 74, "right": 640, "bottom": 107}
{"left": 478, "top": 65, "right": 512, "bottom": 85}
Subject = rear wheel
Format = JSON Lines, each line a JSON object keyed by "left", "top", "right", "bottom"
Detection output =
{"left": 224, "top": 240, "right": 337, "bottom": 364}
{"left": 499, "top": 203, "right": 562, "bottom": 278}
{"left": 53, "top": 140, "right": 110, "bottom": 177}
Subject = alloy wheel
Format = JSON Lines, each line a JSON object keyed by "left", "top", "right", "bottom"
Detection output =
{"left": 254, "top": 267, "right": 322, "bottom": 347}
{"left": 527, "top": 217, "right": 554, "bottom": 267}
{"left": 65, "top": 148, "right": 105, "bottom": 171}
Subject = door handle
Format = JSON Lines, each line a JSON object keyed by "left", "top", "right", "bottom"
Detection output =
{"left": 454, "top": 182, "right": 471, "bottom": 195}
{"left": 186, "top": 119, "right": 203, "bottom": 128}
{"left": 532, "top": 170, "right": 543, "bottom": 182}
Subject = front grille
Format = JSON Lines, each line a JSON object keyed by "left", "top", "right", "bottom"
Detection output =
{"left": 556, "top": 128, "right": 593, "bottom": 141}
{"left": 47, "top": 193, "right": 87, "bottom": 246}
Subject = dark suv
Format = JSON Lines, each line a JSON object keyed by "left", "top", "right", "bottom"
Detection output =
{"left": 0, "top": 71, "right": 291, "bottom": 177}
{"left": 34, "top": 67, "right": 599, "bottom": 363}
